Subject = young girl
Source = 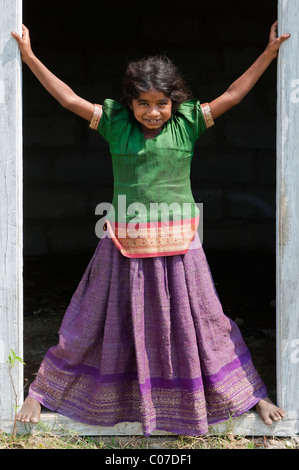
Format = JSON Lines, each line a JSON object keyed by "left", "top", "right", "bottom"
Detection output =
{"left": 12, "top": 22, "right": 290, "bottom": 436}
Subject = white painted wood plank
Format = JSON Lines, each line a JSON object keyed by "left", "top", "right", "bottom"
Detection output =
{"left": 0, "top": 0, "right": 23, "bottom": 426}
{"left": 2, "top": 411, "right": 299, "bottom": 437}
{"left": 276, "top": 0, "right": 299, "bottom": 419}
{"left": 37, "top": 411, "right": 299, "bottom": 437}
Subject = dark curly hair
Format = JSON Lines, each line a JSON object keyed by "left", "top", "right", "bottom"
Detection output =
{"left": 122, "top": 55, "right": 192, "bottom": 114}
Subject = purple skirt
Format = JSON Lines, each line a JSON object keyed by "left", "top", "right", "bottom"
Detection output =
{"left": 28, "top": 232, "right": 267, "bottom": 436}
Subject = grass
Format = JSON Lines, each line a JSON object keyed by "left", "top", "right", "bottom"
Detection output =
{"left": 0, "top": 422, "right": 298, "bottom": 449}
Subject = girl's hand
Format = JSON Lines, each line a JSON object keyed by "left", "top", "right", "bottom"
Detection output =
{"left": 11, "top": 24, "right": 33, "bottom": 64}
{"left": 265, "top": 20, "right": 291, "bottom": 59}
{"left": 209, "top": 21, "right": 291, "bottom": 120}
{"left": 12, "top": 24, "right": 95, "bottom": 122}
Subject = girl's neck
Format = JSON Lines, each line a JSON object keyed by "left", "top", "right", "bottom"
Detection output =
{"left": 142, "top": 124, "right": 164, "bottom": 139}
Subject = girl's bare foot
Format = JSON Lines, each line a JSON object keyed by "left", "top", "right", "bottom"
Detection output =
{"left": 255, "top": 397, "right": 285, "bottom": 425}
{"left": 16, "top": 397, "right": 41, "bottom": 424}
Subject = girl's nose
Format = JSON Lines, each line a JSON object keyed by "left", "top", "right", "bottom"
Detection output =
{"left": 148, "top": 106, "right": 160, "bottom": 116}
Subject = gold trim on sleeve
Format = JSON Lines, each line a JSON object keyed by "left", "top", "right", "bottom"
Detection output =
{"left": 201, "top": 103, "right": 215, "bottom": 129}
{"left": 89, "top": 104, "right": 102, "bottom": 130}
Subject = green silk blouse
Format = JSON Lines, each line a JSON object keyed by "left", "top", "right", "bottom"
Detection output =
{"left": 97, "top": 98, "right": 209, "bottom": 226}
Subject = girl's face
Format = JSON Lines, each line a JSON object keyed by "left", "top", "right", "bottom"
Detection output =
{"left": 130, "top": 89, "right": 172, "bottom": 134}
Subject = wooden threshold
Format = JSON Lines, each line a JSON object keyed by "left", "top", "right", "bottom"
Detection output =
{"left": 2, "top": 410, "right": 298, "bottom": 437}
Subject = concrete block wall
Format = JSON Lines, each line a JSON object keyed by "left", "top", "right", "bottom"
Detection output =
{"left": 22, "top": 0, "right": 278, "bottom": 255}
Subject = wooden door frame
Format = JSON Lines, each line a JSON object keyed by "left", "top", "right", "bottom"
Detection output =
{"left": 0, "top": 0, "right": 23, "bottom": 434}
{"left": 0, "top": 0, "right": 298, "bottom": 436}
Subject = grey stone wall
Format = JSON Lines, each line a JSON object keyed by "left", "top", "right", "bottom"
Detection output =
{"left": 22, "top": 0, "right": 278, "bottom": 255}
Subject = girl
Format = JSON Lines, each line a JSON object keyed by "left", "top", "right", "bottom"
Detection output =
{"left": 12, "top": 22, "right": 289, "bottom": 436}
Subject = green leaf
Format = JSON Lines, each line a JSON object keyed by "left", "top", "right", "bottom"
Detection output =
{"left": 7, "top": 349, "right": 25, "bottom": 367}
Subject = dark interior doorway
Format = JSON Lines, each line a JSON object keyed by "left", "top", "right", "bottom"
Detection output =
{"left": 22, "top": 0, "right": 278, "bottom": 401}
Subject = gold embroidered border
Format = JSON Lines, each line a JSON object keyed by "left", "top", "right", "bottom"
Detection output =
{"left": 89, "top": 104, "right": 102, "bottom": 130}
{"left": 31, "top": 357, "right": 265, "bottom": 435}
{"left": 201, "top": 103, "right": 215, "bottom": 129}
{"left": 106, "top": 219, "right": 199, "bottom": 256}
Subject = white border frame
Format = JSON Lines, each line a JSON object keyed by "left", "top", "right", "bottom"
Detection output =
{"left": 1, "top": 0, "right": 298, "bottom": 437}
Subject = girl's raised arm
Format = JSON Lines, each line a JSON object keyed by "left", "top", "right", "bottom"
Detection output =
{"left": 11, "top": 25, "right": 96, "bottom": 122}
{"left": 206, "top": 21, "right": 291, "bottom": 120}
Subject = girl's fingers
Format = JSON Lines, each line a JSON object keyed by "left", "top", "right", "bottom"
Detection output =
{"left": 22, "top": 24, "right": 29, "bottom": 36}
{"left": 11, "top": 25, "right": 31, "bottom": 49}
{"left": 11, "top": 24, "right": 29, "bottom": 40}
{"left": 271, "top": 20, "right": 278, "bottom": 32}
{"left": 270, "top": 20, "right": 291, "bottom": 43}
{"left": 266, "top": 20, "right": 291, "bottom": 56}
{"left": 11, "top": 31, "right": 22, "bottom": 43}
{"left": 269, "top": 21, "right": 278, "bottom": 42}
{"left": 279, "top": 33, "right": 291, "bottom": 43}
